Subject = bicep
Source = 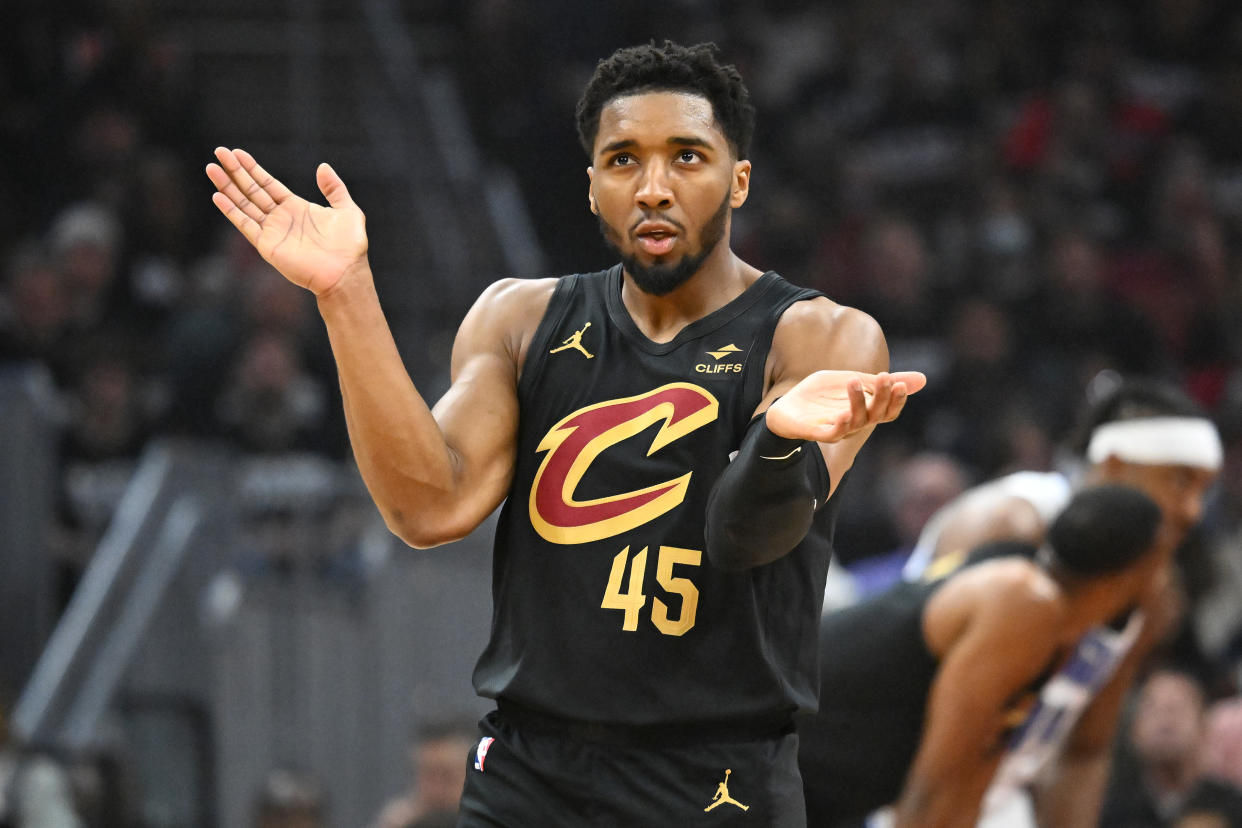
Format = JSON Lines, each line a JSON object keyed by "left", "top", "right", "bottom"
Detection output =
{"left": 427, "top": 279, "right": 545, "bottom": 534}
{"left": 916, "top": 632, "right": 1032, "bottom": 772}
{"left": 902, "top": 594, "right": 1060, "bottom": 818}
{"left": 430, "top": 353, "right": 520, "bottom": 526}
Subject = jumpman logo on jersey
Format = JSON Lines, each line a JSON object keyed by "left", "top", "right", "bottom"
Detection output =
{"left": 550, "top": 321, "right": 594, "bottom": 359}
{"left": 704, "top": 768, "right": 749, "bottom": 812}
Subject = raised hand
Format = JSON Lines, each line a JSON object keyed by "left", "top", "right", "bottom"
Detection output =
{"left": 765, "top": 370, "right": 927, "bottom": 444}
{"left": 205, "top": 147, "right": 368, "bottom": 295}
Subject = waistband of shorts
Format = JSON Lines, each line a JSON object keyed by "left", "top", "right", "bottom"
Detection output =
{"left": 494, "top": 699, "right": 794, "bottom": 748}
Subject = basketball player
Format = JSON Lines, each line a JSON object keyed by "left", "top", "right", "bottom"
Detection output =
{"left": 800, "top": 378, "right": 1222, "bottom": 827}
{"left": 797, "top": 484, "right": 1170, "bottom": 827}
{"left": 903, "top": 377, "right": 1219, "bottom": 586}
{"left": 206, "top": 40, "right": 924, "bottom": 826}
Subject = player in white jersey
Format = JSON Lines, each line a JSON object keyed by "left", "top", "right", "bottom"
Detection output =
{"left": 902, "top": 470, "right": 1073, "bottom": 582}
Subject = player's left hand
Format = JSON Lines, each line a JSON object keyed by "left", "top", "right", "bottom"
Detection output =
{"left": 765, "top": 370, "right": 927, "bottom": 444}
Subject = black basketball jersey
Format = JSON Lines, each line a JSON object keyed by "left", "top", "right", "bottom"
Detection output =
{"left": 798, "top": 578, "right": 943, "bottom": 823}
{"left": 472, "top": 265, "right": 839, "bottom": 727}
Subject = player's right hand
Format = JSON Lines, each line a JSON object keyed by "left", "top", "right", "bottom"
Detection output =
{"left": 206, "top": 147, "right": 368, "bottom": 296}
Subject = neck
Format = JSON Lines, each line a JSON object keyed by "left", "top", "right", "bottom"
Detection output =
{"left": 1051, "top": 569, "right": 1138, "bottom": 642}
{"left": 620, "top": 248, "right": 760, "bottom": 343}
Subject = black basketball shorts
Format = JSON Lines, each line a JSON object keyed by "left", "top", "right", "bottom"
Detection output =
{"left": 457, "top": 707, "right": 806, "bottom": 828}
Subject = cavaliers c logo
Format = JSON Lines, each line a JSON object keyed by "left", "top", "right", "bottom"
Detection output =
{"left": 529, "top": 383, "right": 719, "bottom": 544}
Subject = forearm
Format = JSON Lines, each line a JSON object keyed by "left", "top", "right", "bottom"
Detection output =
{"left": 1034, "top": 750, "right": 1112, "bottom": 828}
{"left": 893, "top": 776, "right": 990, "bottom": 828}
{"left": 316, "top": 267, "right": 460, "bottom": 543}
{"left": 1032, "top": 691, "right": 1128, "bottom": 828}
{"left": 1035, "top": 608, "right": 1164, "bottom": 825}
{"left": 704, "top": 413, "right": 829, "bottom": 571}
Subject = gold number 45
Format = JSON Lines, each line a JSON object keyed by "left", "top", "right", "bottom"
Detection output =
{"left": 602, "top": 545, "right": 701, "bottom": 636}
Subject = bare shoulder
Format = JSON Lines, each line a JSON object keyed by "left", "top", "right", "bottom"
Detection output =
{"left": 472, "top": 276, "right": 559, "bottom": 329}
{"left": 977, "top": 557, "right": 1062, "bottom": 605}
{"left": 770, "top": 296, "right": 888, "bottom": 377}
{"left": 926, "top": 558, "right": 1065, "bottom": 656}
{"left": 965, "top": 558, "right": 1066, "bottom": 633}
{"left": 455, "top": 276, "right": 559, "bottom": 369}
{"left": 773, "top": 296, "right": 884, "bottom": 350}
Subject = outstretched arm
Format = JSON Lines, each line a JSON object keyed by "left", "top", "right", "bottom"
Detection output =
{"left": 206, "top": 148, "right": 530, "bottom": 546}
{"left": 704, "top": 300, "right": 925, "bottom": 570}
{"left": 760, "top": 300, "right": 925, "bottom": 496}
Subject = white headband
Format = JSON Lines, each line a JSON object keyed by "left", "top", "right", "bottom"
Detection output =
{"left": 1087, "top": 417, "right": 1223, "bottom": 471}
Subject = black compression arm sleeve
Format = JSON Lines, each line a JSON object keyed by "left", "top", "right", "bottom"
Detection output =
{"left": 704, "top": 412, "right": 832, "bottom": 571}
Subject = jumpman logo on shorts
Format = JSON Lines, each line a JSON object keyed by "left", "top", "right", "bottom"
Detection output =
{"left": 704, "top": 768, "right": 749, "bottom": 812}
{"left": 550, "top": 321, "right": 594, "bottom": 359}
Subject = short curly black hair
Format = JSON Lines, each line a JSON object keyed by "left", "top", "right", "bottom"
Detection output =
{"left": 1046, "top": 484, "right": 1160, "bottom": 576}
{"left": 574, "top": 40, "right": 755, "bottom": 160}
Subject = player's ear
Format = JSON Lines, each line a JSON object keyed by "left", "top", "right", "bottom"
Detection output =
{"left": 587, "top": 167, "right": 598, "bottom": 214}
{"left": 731, "top": 160, "right": 751, "bottom": 208}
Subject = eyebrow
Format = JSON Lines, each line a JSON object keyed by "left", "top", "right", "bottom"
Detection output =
{"left": 667, "top": 136, "right": 712, "bottom": 149}
{"left": 599, "top": 136, "right": 715, "bottom": 154}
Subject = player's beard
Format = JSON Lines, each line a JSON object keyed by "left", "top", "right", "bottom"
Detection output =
{"left": 599, "top": 192, "right": 731, "bottom": 296}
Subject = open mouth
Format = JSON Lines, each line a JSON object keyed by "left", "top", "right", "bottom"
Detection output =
{"left": 637, "top": 231, "right": 676, "bottom": 256}
{"left": 635, "top": 222, "right": 679, "bottom": 256}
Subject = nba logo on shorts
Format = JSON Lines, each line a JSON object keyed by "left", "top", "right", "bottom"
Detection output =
{"left": 474, "top": 736, "right": 495, "bottom": 772}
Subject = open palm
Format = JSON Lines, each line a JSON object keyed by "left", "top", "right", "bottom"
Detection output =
{"left": 766, "top": 370, "right": 927, "bottom": 444}
{"left": 206, "top": 147, "right": 367, "bottom": 295}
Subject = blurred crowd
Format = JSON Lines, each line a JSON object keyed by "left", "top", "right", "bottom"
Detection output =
{"left": 0, "top": 0, "right": 349, "bottom": 611}
{"left": 3, "top": 0, "right": 1242, "bottom": 825}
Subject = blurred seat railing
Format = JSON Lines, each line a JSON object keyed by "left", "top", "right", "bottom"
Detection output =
{"left": 11, "top": 441, "right": 231, "bottom": 752}
{"left": 0, "top": 363, "right": 61, "bottom": 701}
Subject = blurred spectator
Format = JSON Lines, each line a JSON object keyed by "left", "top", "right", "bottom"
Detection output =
{"left": 157, "top": 230, "right": 264, "bottom": 439}
{"left": 164, "top": 256, "right": 345, "bottom": 457}
{"left": 970, "top": 174, "right": 1040, "bottom": 305}
{"left": 370, "top": 719, "right": 475, "bottom": 828}
{"left": 59, "top": 333, "right": 154, "bottom": 464}
{"left": 1005, "top": 40, "right": 1170, "bottom": 242}
{"left": 885, "top": 452, "right": 973, "bottom": 556}
{"left": 121, "top": 148, "right": 203, "bottom": 326}
{"left": 253, "top": 767, "right": 326, "bottom": 828}
{"left": 215, "top": 330, "right": 332, "bottom": 455}
{"left": 1202, "top": 696, "right": 1242, "bottom": 790}
{"left": 855, "top": 213, "right": 946, "bottom": 346}
{"left": 917, "top": 295, "right": 1035, "bottom": 476}
{"left": 1026, "top": 223, "right": 1165, "bottom": 377}
{"left": 843, "top": 451, "right": 971, "bottom": 597}
{"left": 1104, "top": 139, "right": 1231, "bottom": 384}
{"left": 47, "top": 201, "right": 125, "bottom": 334}
{"left": 0, "top": 242, "right": 73, "bottom": 376}
{"left": 51, "top": 330, "right": 156, "bottom": 611}
{"left": 1101, "top": 667, "right": 1242, "bottom": 827}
